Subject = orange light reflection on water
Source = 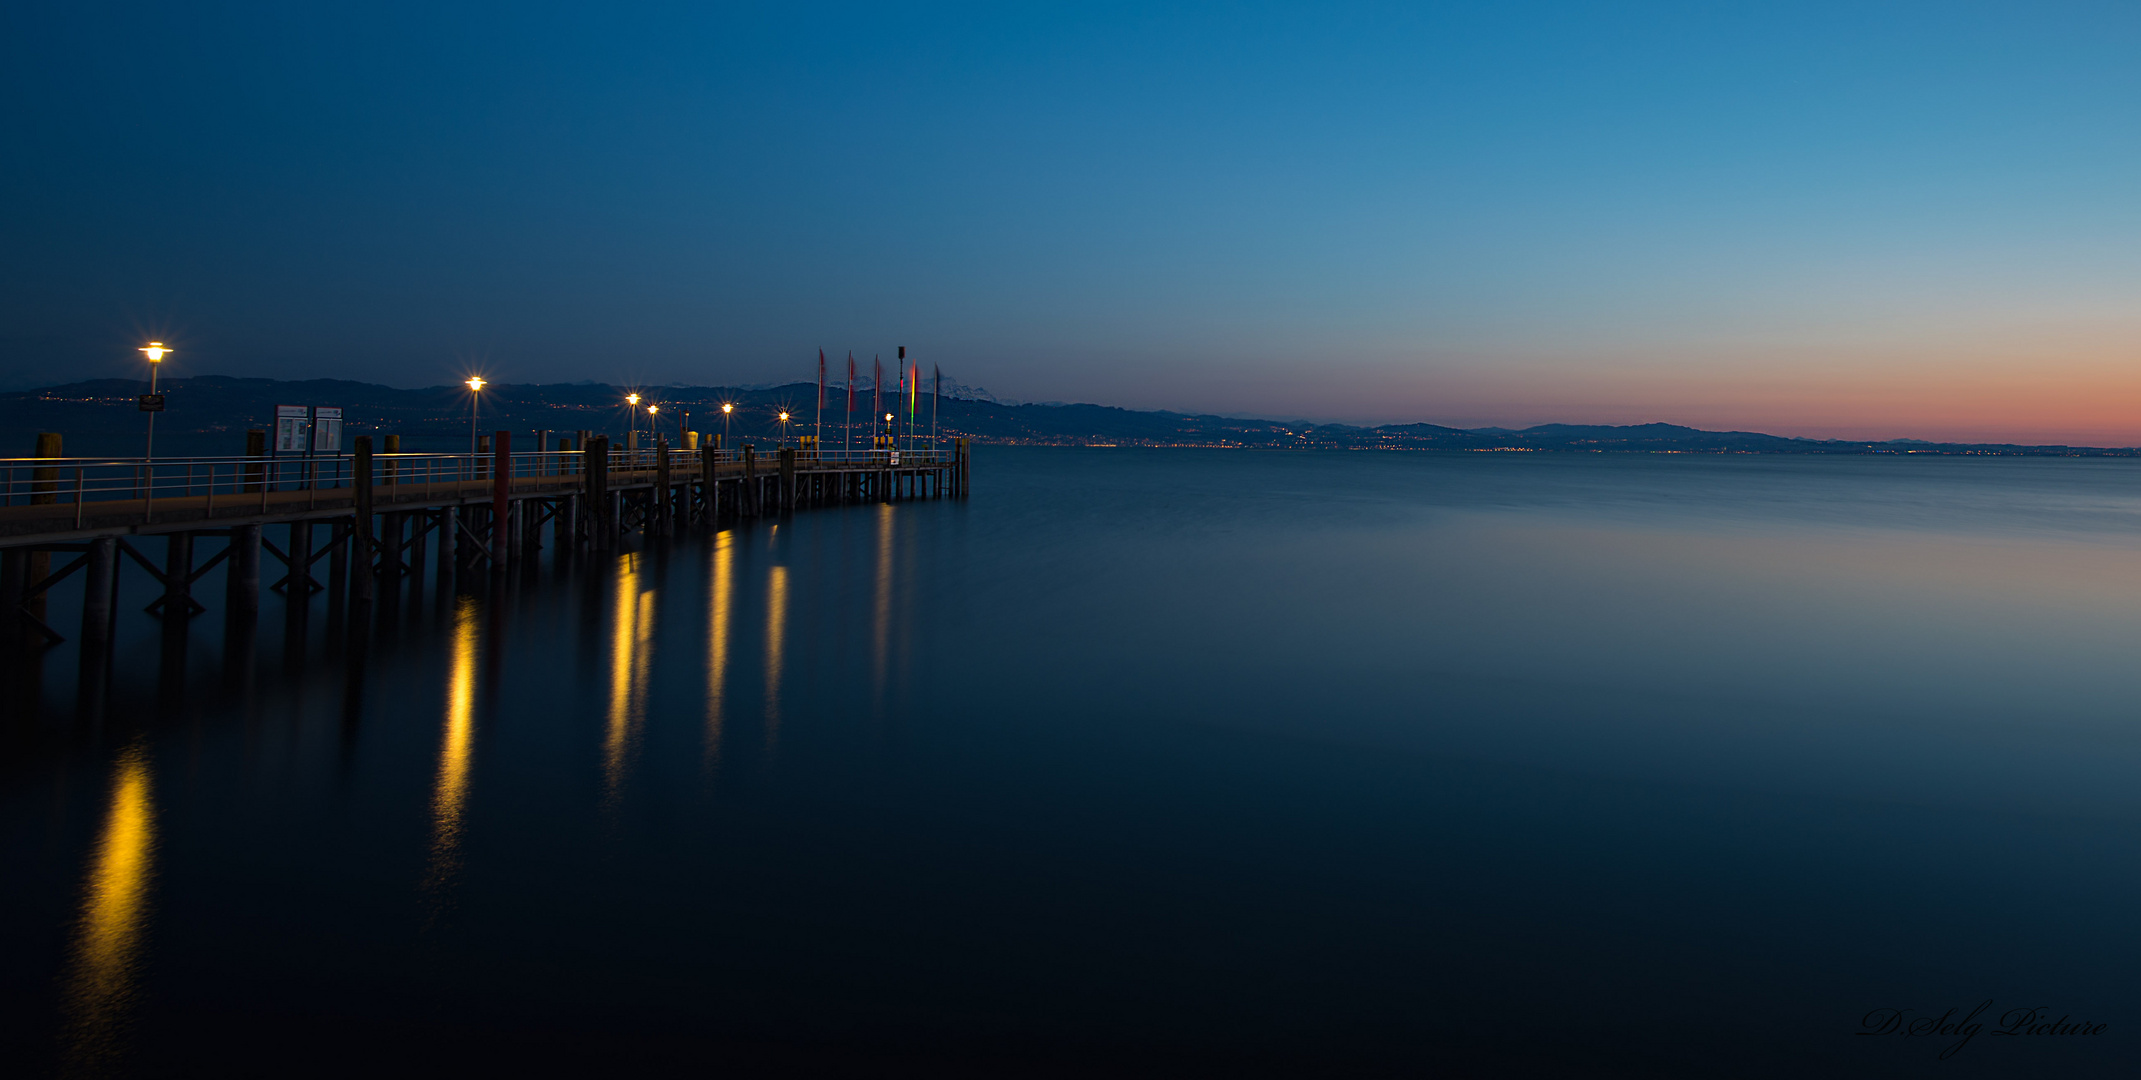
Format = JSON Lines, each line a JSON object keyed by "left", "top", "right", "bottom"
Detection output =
{"left": 426, "top": 596, "right": 481, "bottom": 896}
{"left": 606, "top": 553, "right": 655, "bottom": 802}
{"left": 764, "top": 563, "right": 787, "bottom": 750}
{"left": 706, "top": 531, "right": 733, "bottom": 766}
{"left": 61, "top": 740, "right": 157, "bottom": 1071}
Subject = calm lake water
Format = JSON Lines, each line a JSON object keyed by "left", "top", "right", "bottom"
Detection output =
{"left": 4, "top": 448, "right": 2136, "bottom": 1077}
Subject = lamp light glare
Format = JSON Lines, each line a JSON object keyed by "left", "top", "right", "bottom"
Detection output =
{"left": 466, "top": 377, "right": 486, "bottom": 392}
{"left": 140, "top": 342, "right": 169, "bottom": 363}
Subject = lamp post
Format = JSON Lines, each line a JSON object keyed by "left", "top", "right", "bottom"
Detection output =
{"left": 647, "top": 404, "right": 660, "bottom": 447}
{"left": 139, "top": 342, "right": 169, "bottom": 462}
{"left": 626, "top": 393, "right": 641, "bottom": 453}
{"left": 778, "top": 411, "right": 791, "bottom": 447}
{"left": 466, "top": 376, "right": 486, "bottom": 459}
{"left": 884, "top": 412, "right": 894, "bottom": 459}
{"left": 721, "top": 402, "right": 733, "bottom": 450}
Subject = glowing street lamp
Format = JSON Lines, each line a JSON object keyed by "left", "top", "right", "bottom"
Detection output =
{"left": 721, "top": 402, "right": 733, "bottom": 449}
{"left": 464, "top": 376, "right": 486, "bottom": 458}
{"left": 626, "top": 393, "right": 641, "bottom": 451}
{"left": 647, "top": 404, "right": 660, "bottom": 447}
{"left": 778, "top": 410, "right": 791, "bottom": 446}
{"left": 139, "top": 342, "right": 169, "bottom": 464}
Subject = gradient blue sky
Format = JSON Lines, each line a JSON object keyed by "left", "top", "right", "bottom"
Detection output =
{"left": 5, "top": 3, "right": 2138, "bottom": 441}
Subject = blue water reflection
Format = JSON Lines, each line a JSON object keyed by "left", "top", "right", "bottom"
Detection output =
{"left": 2, "top": 448, "right": 2137, "bottom": 1076}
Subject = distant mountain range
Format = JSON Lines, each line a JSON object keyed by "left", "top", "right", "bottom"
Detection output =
{"left": 0, "top": 375, "right": 2129, "bottom": 456}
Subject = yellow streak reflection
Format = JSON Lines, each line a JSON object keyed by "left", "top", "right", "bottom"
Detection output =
{"left": 426, "top": 596, "right": 480, "bottom": 893}
{"left": 872, "top": 504, "right": 894, "bottom": 697}
{"left": 606, "top": 553, "right": 655, "bottom": 802}
{"left": 764, "top": 564, "right": 788, "bottom": 749}
{"left": 706, "top": 531, "right": 733, "bottom": 765}
{"left": 61, "top": 740, "right": 157, "bottom": 1070}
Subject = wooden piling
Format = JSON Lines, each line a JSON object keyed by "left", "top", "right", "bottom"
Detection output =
{"left": 779, "top": 448, "right": 796, "bottom": 516}
{"left": 504, "top": 499, "right": 523, "bottom": 566}
{"left": 351, "top": 436, "right": 375, "bottom": 604}
{"left": 245, "top": 429, "right": 267, "bottom": 494}
{"left": 436, "top": 508, "right": 453, "bottom": 587}
{"left": 453, "top": 505, "right": 472, "bottom": 570}
{"left": 227, "top": 524, "right": 260, "bottom": 618}
{"left": 656, "top": 440, "right": 672, "bottom": 532}
{"left": 380, "top": 511, "right": 403, "bottom": 577}
{"left": 81, "top": 536, "right": 118, "bottom": 654}
{"left": 31, "top": 433, "right": 61, "bottom": 504}
{"left": 29, "top": 434, "right": 59, "bottom": 614}
{"left": 159, "top": 532, "right": 195, "bottom": 617}
{"left": 586, "top": 436, "right": 611, "bottom": 550}
{"left": 492, "top": 430, "right": 511, "bottom": 562}
{"left": 699, "top": 442, "right": 716, "bottom": 524}
{"left": 327, "top": 523, "right": 348, "bottom": 617}
{"left": 290, "top": 521, "right": 314, "bottom": 595}
{"left": 0, "top": 548, "right": 22, "bottom": 642}
{"left": 523, "top": 495, "right": 542, "bottom": 555}
{"left": 407, "top": 513, "right": 428, "bottom": 605}
{"left": 743, "top": 446, "right": 757, "bottom": 518}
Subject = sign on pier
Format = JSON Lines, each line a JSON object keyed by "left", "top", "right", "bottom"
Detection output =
{"left": 274, "top": 405, "right": 309, "bottom": 453}
{"left": 312, "top": 407, "right": 343, "bottom": 452}
{"left": 274, "top": 405, "right": 344, "bottom": 454}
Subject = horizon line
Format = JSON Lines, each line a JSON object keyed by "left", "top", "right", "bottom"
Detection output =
{"left": 6, "top": 372, "right": 2134, "bottom": 452}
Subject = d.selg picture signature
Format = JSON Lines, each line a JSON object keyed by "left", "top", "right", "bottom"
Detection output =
{"left": 1859, "top": 1002, "right": 2108, "bottom": 1059}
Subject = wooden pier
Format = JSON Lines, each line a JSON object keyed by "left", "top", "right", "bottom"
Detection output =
{"left": 0, "top": 431, "right": 971, "bottom": 657}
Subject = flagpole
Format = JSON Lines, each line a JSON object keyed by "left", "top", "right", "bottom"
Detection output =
{"left": 898, "top": 347, "right": 911, "bottom": 455}
{"left": 816, "top": 349, "right": 825, "bottom": 458}
{"left": 846, "top": 353, "right": 855, "bottom": 462}
{"left": 932, "top": 363, "right": 940, "bottom": 458}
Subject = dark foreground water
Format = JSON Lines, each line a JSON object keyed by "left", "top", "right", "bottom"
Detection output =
{"left": 4, "top": 448, "right": 2138, "bottom": 1077}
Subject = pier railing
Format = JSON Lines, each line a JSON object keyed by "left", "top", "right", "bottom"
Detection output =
{"left": 1, "top": 447, "right": 955, "bottom": 509}
{"left": 0, "top": 434, "right": 971, "bottom": 670}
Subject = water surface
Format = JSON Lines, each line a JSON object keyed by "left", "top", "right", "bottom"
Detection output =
{"left": 4, "top": 449, "right": 2136, "bottom": 1076}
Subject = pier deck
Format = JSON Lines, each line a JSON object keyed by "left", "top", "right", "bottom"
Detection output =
{"left": 0, "top": 433, "right": 971, "bottom": 656}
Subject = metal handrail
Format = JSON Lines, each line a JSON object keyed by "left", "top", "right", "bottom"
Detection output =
{"left": 0, "top": 446, "right": 958, "bottom": 511}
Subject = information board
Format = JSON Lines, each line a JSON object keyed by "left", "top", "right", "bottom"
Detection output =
{"left": 274, "top": 405, "right": 309, "bottom": 455}
{"left": 311, "top": 406, "right": 343, "bottom": 453}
